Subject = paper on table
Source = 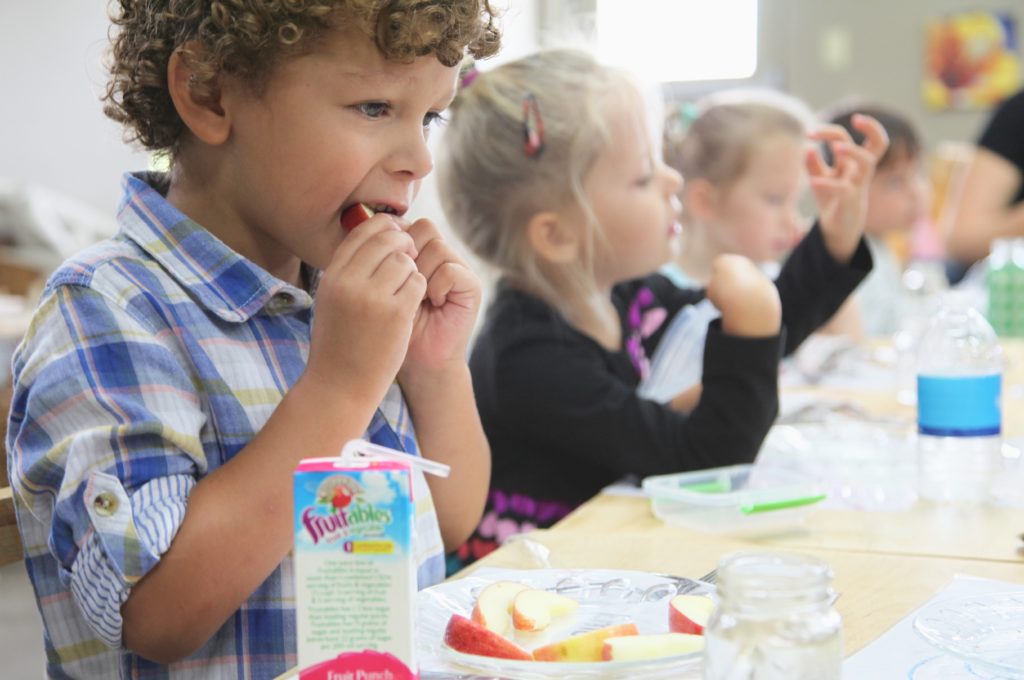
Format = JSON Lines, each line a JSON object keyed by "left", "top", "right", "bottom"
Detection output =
{"left": 842, "top": 574, "right": 1024, "bottom": 679}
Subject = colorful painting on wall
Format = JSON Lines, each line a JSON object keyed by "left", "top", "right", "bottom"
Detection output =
{"left": 924, "top": 11, "right": 1022, "bottom": 110}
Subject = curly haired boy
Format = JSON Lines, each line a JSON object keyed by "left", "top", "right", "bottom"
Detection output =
{"left": 6, "top": 1, "right": 500, "bottom": 677}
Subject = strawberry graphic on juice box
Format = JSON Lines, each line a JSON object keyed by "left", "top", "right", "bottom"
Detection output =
{"left": 293, "top": 449, "right": 419, "bottom": 679}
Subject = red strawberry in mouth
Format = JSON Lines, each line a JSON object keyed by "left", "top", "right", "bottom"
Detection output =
{"left": 340, "top": 203, "right": 375, "bottom": 232}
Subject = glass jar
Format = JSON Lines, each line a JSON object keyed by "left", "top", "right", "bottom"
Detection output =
{"left": 703, "top": 551, "right": 842, "bottom": 680}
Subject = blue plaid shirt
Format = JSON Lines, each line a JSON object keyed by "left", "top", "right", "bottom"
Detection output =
{"left": 6, "top": 172, "right": 445, "bottom": 679}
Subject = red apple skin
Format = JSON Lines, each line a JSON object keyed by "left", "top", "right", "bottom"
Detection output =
{"left": 341, "top": 203, "right": 375, "bottom": 231}
{"left": 669, "top": 609, "right": 704, "bottom": 635}
{"left": 443, "top": 614, "right": 533, "bottom": 661}
{"left": 668, "top": 595, "right": 714, "bottom": 635}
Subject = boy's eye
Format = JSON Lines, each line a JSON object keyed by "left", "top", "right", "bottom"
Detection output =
{"left": 423, "top": 111, "right": 448, "bottom": 129}
{"left": 356, "top": 102, "right": 390, "bottom": 119}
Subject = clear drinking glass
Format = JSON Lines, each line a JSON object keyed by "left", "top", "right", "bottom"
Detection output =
{"left": 703, "top": 552, "right": 842, "bottom": 680}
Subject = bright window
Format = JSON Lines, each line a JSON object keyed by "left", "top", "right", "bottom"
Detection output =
{"left": 595, "top": 0, "right": 759, "bottom": 82}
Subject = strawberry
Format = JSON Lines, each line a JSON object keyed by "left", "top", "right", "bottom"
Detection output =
{"left": 340, "top": 203, "right": 375, "bottom": 231}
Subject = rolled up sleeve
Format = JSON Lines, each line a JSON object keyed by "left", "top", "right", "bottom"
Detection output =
{"left": 12, "top": 280, "right": 209, "bottom": 649}
{"left": 70, "top": 471, "right": 195, "bottom": 648}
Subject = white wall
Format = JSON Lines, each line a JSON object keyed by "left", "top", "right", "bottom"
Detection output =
{"left": 0, "top": 2, "right": 151, "bottom": 215}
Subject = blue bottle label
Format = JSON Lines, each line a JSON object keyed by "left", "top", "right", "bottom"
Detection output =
{"left": 917, "top": 374, "right": 1001, "bottom": 436}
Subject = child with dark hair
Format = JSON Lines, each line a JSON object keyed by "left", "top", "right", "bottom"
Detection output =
{"left": 823, "top": 103, "right": 932, "bottom": 336}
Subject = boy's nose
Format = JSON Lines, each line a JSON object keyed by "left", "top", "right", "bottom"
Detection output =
{"left": 389, "top": 127, "right": 434, "bottom": 181}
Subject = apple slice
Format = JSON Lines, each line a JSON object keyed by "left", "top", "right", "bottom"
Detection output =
{"left": 443, "top": 614, "right": 533, "bottom": 661}
{"left": 532, "top": 623, "right": 639, "bottom": 662}
{"left": 668, "top": 594, "right": 715, "bottom": 635}
{"left": 471, "top": 581, "right": 531, "bottom": 635}
{"left": 601, "top": 632, "right": 704, "bottom": 661}
{"left": 341, "top": 203, "right": 375, "bottom": 231}
{"left": 511, "top": 589, "right": 580, "bottom": 632}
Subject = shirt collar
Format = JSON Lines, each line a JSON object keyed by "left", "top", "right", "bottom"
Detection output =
{"left": 116, "top": 172, "right": 313, "bottom": 322}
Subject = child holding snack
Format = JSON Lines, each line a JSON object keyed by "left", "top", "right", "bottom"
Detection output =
{"left": 5, "top": 1, "right": 499, "bottom": 677}
{"left": 437, "top": 49, "right": 886, "bottom": 565}
{"left": 647, "top": 96, "right": 817, "bottom": 395}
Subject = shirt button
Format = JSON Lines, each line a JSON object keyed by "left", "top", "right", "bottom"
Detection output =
{"left": 93, "top": 492, "right": 118, "bottom": 516}
{"left": 278, "top": 292, "right": 294, "bottom": 304}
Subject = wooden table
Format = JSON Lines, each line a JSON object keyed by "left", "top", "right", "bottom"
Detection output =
{"left": 213, "top": 336, "right": 1024, "bottom": 678}
{"left": 555, "top": 493, "right": 1024, "bottom": 564}
{"left": 464, "top": 528, "right": 1024, "bottom": 655}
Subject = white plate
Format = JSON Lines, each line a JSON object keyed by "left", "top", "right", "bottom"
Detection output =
{"left": 417, "top": 567, "right": 714, "bottom": 679}
{"left": 913, "top": 591, "right": 1024, "bottom": 677}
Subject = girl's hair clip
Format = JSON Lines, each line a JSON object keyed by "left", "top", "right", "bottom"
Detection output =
{"left": 339, "top": 439, "right": 451, "bottom": 478}
{"left": 459, "top": 58, "right": 479, "bottom": 90}
{"left": 522, "top": 92, "right": 545, "bottom": 158}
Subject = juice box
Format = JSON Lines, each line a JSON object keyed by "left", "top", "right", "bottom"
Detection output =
{"left": 293, "top": 454, "right": 418, "bottom": 679}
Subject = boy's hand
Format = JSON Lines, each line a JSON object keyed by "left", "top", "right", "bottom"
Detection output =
{"left": 399, "top": 217, "right": 482, "bottom": 378}
{"left": 807, "top": 114, "right": 889, "bottom": 264}
{"left": 706, "top": 254, "right": 781, "bottom": 337}
{"left": 305, "top": 215, "right": 425, "bottom": 404}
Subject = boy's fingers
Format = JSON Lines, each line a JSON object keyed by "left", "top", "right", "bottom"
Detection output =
{"left": 372, "top": 250, "right": 420, "bottom": 296}
{"left": 413, "top": 238, "right": 458, "bottom": 283}
{"left": 336, "top": 229, "right": 418, "bottom": 281}
{"left": 405, "top": 217, "right": 444, "bottom": 255}
{"left": 396, "top": 269, "right": 428, "bottom": 308}
{"left": 425, "top": 263, "right": 458, "bottom": 308}
{"left": 851, "top": 114, "right": 890, "bottom": 158}
{"left": 325, "top": 216, "right": 403, "bottom": 271}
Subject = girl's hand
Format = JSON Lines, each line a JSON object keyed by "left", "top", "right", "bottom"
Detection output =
{"left": 807, "top": 114, "right": 890, "bottom": 263}
{"left": 303, "top": 215, "right": 425, "bottom": 406}
{"left": 706, "top": 254, "right": 781, "bottom": 337}
{"left": 399, "top": 218, "right": 482, "bottom": 379}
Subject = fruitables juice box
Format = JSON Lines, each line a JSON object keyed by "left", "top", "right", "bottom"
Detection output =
{"left": 293, "top": 453, "right": 418, "bottom": 679}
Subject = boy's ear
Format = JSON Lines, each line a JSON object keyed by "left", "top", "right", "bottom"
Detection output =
{"left": 526, "top": 211, "right": 579, "bottom": 264}
{"left": 167, "top": 44, "right": 230, "bottom": 146}
{"left": 683, "top": 177, "right": 720, "bottom": 222}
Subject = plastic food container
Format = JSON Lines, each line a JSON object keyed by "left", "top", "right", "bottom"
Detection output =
{"left": 641, "top": 464, "right": 825, "bottom": 536}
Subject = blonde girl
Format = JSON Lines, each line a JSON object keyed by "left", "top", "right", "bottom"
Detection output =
{"left": 438, "top": 49, "right": 886, "bottom": 566}
{"left": 662, "top": 97, "right": 814, "bottom": 288}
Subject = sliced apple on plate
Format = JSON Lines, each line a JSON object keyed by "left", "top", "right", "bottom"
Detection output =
{"left": 443, "top": 614, "right": 533, "bottom": 661}
{"left": 602, "top": 632, "right": 705, "bottom": 661}
{"left": 668, "top": 594, "right": 715, "bottom": 635}
{"left": 532, "top": 623, "right": 639, "bottom": 662}
{"left": 511, "top": 588, "right": 580, "bottom": 632}
{"left": 470, "top": 580, "right": 531, "bottom": 635}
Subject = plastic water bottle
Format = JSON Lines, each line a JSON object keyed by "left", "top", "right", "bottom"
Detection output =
{"left": 916, "top": 292, "right": 1003, "bottom": 504}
